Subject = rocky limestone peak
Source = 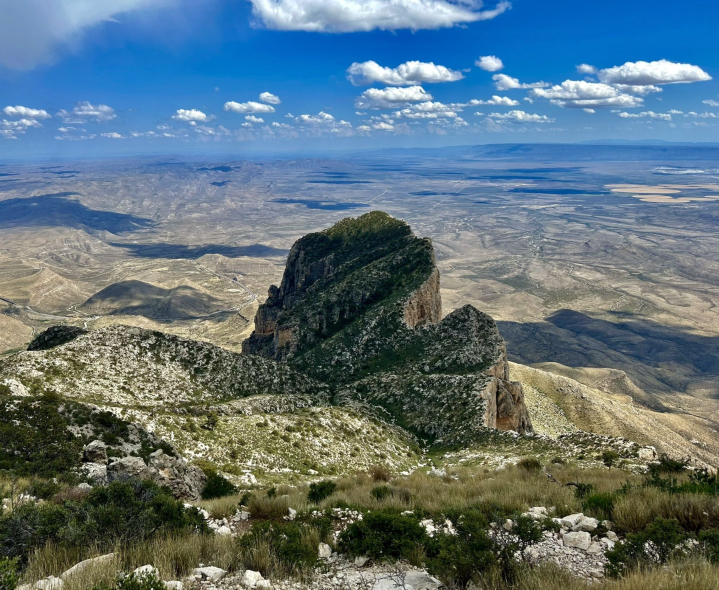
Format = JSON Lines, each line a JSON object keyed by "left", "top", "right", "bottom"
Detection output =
{"left": 243, "top": 211, "right": 532, "bottom": 440}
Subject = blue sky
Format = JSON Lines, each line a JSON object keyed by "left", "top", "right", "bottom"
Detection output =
{"left": 1, "top": 0, "right": 719, "bottom": 158}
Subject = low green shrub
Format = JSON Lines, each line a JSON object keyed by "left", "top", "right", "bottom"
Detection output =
{"left": 0, "top": 480, "right": 208, "bottom": 563}
{"left": 606, "top": 517, "right": 687, "bottom": 577}
{"left": 338, "top": 510, "right": 427, "bottom": 560}
{"left": 92, "top": 572, "right": 166, "bottom": 590}
{"left": 699, "top": 529, "right": 719, "bottom": 563}
{"left": 602, "top": 451, "right": 620, "bottom": 470}
{"left": 370, "top": 485, "right": 392, "bottom": 501}
{"left": 27, "top": 480, "right": 61, "bottom": 501}
{"left": 0, "top": 556, "right": 18, "bottom": 590}
{"left": 201, "top": 469, "right": 237, "bottom": 500}
{"left": 582, "top": 492, "right": 615, "bottom": 521}
{"left": 425, "top": 511, "right": 496, "bottom": 587}
{"left": 308, "top": 481, "right": 336, "bottom": 504}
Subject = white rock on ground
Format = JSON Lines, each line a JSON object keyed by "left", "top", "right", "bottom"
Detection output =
{"left": 560, "top": 513, "right": 584, "bottom": 529}
{"left": 241, "top": 570, "right": 265, "bottom": 588}
{"left": 287, "top": 507, "right": 297, "bottom": 521}
{"left": 574, "top": 517, "right": 599, "bottom": 532}
{"left": 60, "top": 553, "right": 115, "bottom": 580}
{"left": 193, "top": 567, "right": 227, "bottom": 582}
{"left": 318, "top": 543, "right": 332, "bottom": 559}
{"left": 404, "top": 571, "right": 443, "bottom": 590}
{"left": 164, "top": 582, "right": 184, "bottom": 590}
{"left": 562, "top": 531, "right": 592, "bottom": 550}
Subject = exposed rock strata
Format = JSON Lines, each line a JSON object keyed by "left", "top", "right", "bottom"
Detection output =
{"left": 244, "top": 211, "right": 532, "bottom": 441}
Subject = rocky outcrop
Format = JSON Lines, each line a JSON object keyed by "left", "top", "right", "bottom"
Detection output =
{"left": 403, "top": 268, "right": 442, "bottom": 328}
{"left": 106, "top": 450, "right": 206, "bottom": 500}
{"left": 243, "top": 212, "right": 532, "bottom": 441}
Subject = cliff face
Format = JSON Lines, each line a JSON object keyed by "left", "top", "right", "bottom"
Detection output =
{"left": 243, "top": 211, "right": 532, "bottom": 442}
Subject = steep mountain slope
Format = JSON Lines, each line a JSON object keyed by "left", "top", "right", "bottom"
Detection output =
{"left": 512, "top": 362, "right": 719, "bottom": 467}
{"left": 243, "top": 211, "right": 532, "bottom": 444}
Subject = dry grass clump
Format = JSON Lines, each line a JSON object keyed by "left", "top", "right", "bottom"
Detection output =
{"left": 198, "top": 494, "right": 243, "bottom": 520}
{"left": 21, "top": 535, "right": 238, "bottom": 588}
{"left": 247, "top": 494, "right": 292, "bottom": 520}
{"left": 22, "top": 543, "right": 109, "bottom": 585}
{"left": 613, "top": 488, "right": 719, "bottom": 533}
{"left": 122, "top": 534, "right": 238, "bottom": 580}
{"left": 317, "top": 465, "right": 585, "bottom": 515}
{"left": 499, "top": 559, "right": 719, "bottom": 590}
{"left": 370, "top": 465, "right": 392, "bottom": 482}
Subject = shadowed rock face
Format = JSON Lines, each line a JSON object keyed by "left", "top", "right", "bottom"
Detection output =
{"left": 28, "top": 325, "right": 88, "bottom": 351}
{"left": 243, "top": 211, "right": 532, "bottom": 442}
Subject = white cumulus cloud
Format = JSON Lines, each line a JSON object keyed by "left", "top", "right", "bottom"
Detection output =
{"left": 58, "top": 101, "right": 116, "bottom": 123}
{"left": 476, "top": 55, "right": 503, "bottom": 72}
{"left": 531, "top": 80, "right": 644, "bottom": 109}
{"left": 468, "top": 95, "right": 519, "bottom": 106}
{"left": 224, "top": 101, "right": 276, "bottom": 114}
{"left": 172, "top": 108, "right": 211, "bottom": 122}
{"left": 73, "top": 101, "right": 116, "bottom": 121}
{"left": 703, "top": 99, "right": 719, "bottom": 107}
{"left": 355, "top": 85, "right": 432, "bottom": 109}
{"left": 598, "top": 60, "right": 711, "bottom": 86}
{"left": 576, "top": 64, "right": 598, "bottom": 75}
{"left": 100, "top": 132, "right": 124, "bottom": 138}
{"left": 3, "top": 105, "right": 50, "bottom": 119}
{"left": 347, "top": 60, "right": 463, "bottom": 86}
{"left": 245, "top": 115, "right": 265, "bottom": 123}
{"left": 259, "top": 92, "right": 281, "bottom": 104}
{"left": 617, "top": 111, "right": 672, "bottom": 121}
{"left": 492, "top": 73, "right": 548, "bottom": 91}
{"left": 248, "top": 0, "right": 511, "bottom": 32}
{"left": 295, "top": 111, "right": 335, "bottom": 124}
{"left": 488, "top": 110, "right": 554, "bottom": 123}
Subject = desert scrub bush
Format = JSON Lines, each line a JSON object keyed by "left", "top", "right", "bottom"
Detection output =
{"left": 582, "top": 492, "right": 615, "bottom": 521}
{"left": 425, "top": 511, "right": 497, "bottom": 587}
{"left": 338, "top": 510, "right": 427, "bottom": 560}
{"left": 369, "top": 485, "right": 411, "bottom": 505}
{"left": 239, "top": 521, "right": 322, "bottom": 579}
{"left": 200, "top": 469, "right": 237, "bottom": 500}
{"left": 517, "top": 457, "right": 542, "bottom": 473}
{"left": 698, "top": 529, "right": 719, "bottom": 563}
{"left": 606, "top": 517, "right": 687, "bottom": 578}
{"left": 370, "top": 465, "right": 392, "bottom": 482}
{"left": 308, "top": 481, "right": 336, "bottom": 504}
{"left": 27, "top": 480, "right": 62, "bottom": 501}
{"left": 0, "top": 397, "right": 83, "bottom": 477}
{"left": 0, "top": 557, "right": 18, "bottom": 590}
{"left": 0, "top": 480, "right": 208, "bottom": 563}
{"left": 91, "top": 571, "right": 166, "bottom": 590}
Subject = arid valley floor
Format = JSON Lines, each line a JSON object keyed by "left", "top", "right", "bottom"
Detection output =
{"left": 2, "top": 143, "right": 719, "bottom": 463}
